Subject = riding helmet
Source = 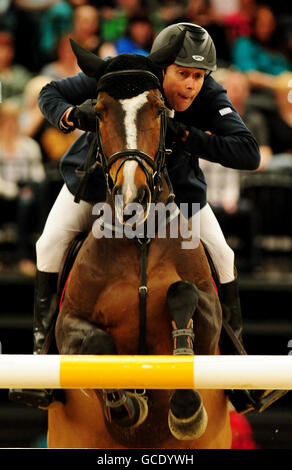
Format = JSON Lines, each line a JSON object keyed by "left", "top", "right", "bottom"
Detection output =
{"left": 150, "top": 23, "right": 217, "bottom": 72}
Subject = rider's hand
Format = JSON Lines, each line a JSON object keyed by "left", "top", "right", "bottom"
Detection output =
{"left": 166, "top": 118, "right": 189, "bottom": 147}
{"left": 68, "top": 99, "right": 97, "bottom": 132}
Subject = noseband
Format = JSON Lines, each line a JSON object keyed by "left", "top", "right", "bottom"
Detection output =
{"left": 95, "top": 69, "right": 173, "bottom": 202}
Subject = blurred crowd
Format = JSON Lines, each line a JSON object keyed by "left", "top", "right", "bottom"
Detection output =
{"left": 0, "top": 0, "right": 291, "bottom": 276}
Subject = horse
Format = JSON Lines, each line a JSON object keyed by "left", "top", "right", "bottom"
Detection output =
{"left": 47, "top": 40, "right": 232, "bottom": 449}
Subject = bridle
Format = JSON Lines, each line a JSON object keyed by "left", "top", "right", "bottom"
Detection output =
{"left": 78, "top": 69, "right": 177, "bottom": 356}
{"left": 95, "top": 69, "right": 174, "bottom": 204}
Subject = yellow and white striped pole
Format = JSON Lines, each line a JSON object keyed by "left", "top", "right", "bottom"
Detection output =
{"left": 0, "top": 355, "right": 292, "bottom": 390}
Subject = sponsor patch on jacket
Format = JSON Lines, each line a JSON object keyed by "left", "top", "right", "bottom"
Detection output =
{"left": 219, "top": 107, "right": 233, "bottom": 116}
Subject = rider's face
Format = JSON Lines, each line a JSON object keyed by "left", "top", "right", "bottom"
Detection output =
{"left": 163, "top": 65, "right": 206, "bottom": 112}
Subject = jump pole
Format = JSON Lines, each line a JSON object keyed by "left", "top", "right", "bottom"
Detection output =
{"left": 0, "top": 355, "right": 292, "bottom": 390}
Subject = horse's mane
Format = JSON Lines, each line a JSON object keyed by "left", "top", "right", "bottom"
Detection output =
{"left": 97, "top": 54, "right": 163, "bottom": 100}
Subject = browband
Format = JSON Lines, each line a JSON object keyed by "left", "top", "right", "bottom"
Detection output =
{"left": 96, "top": 69, "right": 162, "bottom": 92}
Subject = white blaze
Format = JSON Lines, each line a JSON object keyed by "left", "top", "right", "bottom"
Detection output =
{"left": 119, "top": 92, "right": 148, "bottom": 202}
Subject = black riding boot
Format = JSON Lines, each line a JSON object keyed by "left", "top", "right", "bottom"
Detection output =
{"left": 220, "top": 277, "right": 243, "bottom": 346}
{"left": 32, "top": 270, "right": 59, "bottom": 354}
{"left": 220, "top": 276, "right": 288, "bottom": 414}
{"left": 9, "top": 270, "right": 62, "bottom": 408}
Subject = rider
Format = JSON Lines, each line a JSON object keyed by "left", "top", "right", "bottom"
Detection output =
{"left": 10, "top": 23, "right": 281, "bottom": 412}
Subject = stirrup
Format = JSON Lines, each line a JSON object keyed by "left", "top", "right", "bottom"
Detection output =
{"left": 250, "top": 389, "right": 289, "bottom": 413}
{"left": 9, "top": 388, "right": 65, "bottom": 408}
{"left": 227, "top": 389, "right": 289, "bottom": 414}
{"left": 220, "top": 322, "right": 289, "bottom": 413}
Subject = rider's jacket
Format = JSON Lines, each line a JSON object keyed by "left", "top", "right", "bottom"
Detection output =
{"left": 38, "top": 73, "right": 260, "bottom": 216}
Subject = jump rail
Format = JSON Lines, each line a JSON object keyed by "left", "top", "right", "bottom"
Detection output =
{"left": 0, "top": 355, "right": 292, "bottom": 390}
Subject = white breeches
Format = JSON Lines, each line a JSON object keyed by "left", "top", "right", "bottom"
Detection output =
{"left": 36, "top": 185, "right": 94, "bottom": 272}
{"left": 195, "top": 203, "right": 234, "bottom": 283}
{"left": 36, "top": 184, "right": 235, "bottom": 283}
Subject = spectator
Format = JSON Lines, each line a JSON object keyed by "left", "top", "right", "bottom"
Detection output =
{"left": 232, "top": 5, "right": 292, "bottom": 91}
{"left": 114, "top": 14, "right": 154, "bottom": 55}
{"left": 210, "top": 0, "right": 239, "bottom": 18}
{"left": 156, "top": 0, "right": 185, "bottom": 27}
{"left": 199, "top": 156, "right": 261, "bottom": 272}
{"left": 0, "top": 0, "right": 17, "bottom": 32}
{"left": 199, "top": 157, "right": 240, "bottom": 216}
{"left": 0, "top": 100, "right": 46, "bottom": 276}
{"left": 223, "top": 0, "right": 258, "bottom": 43}
{"left": 12, "top": 0, "right": 60, "bottom": 71}
{"left": 263, "top": 72, "right": 292, "bottom": 171}
{"left": 71, "top": 4, "right": 102, "bottom": 53}
{"left": 100, "top": 0, "right": 145, "bottom": 42}
{"left": 0, "top": 30, "right": 31, "bottom": 102}
{"left": 39, "top": 0, "right": 90, "bottom": 64}
{"left": 19, "top": 75, "right": 82, "bottom": 169}
{"left": 20, "top": 74, "right": 82, "bottom": 217}
{"left": 183, "top": 0, "right": 231, "bottom": 67}
{"left": 0, "top": 0, "right": 11, "bottom": 16}
{"left": 13, "top": 0, "right": 58, "bottom": 9}
{"left": 41, "top": 34, "right": 81, "bottom": 79}
{"left": 98, "top": 42, "right": 119, "bottom": 59}
{"left": 237, "top": 71, "right": 292, "bottom": 240}
{"left": 275, "top": 8, "right": 292, "bottom": 64}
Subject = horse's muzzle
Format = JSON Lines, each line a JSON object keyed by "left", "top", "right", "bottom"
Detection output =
{"left": 113, "top": 184, "right": 151, "bottom": 226}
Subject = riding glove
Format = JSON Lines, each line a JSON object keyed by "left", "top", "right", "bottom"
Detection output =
{"left": 166, "top": 118, "right": 189, "bottom": 148}
{"left": 68, "top": 99, "right": 98, "bottom": 132}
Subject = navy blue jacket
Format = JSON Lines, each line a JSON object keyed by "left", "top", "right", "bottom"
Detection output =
{"left": 38, "top": 72, "right": 260, "bottom": 215}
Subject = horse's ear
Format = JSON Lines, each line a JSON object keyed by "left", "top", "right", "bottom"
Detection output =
{"left": 148, "top": 29, "right": 186, "bottom": 68}
{"left": 70, "top": 39, "right": 105, "bottom": 78}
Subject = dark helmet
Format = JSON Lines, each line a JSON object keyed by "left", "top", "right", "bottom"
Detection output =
{"left": 150, "top": 23, "right": 217, "bottom": 72}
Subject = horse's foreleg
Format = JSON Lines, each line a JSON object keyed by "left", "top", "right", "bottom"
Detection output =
{"left": 56, "top": 313, "right": 148, "bottom": 429}
{"left": 166, "top": 281, "right": 208, "bottom": 440}
{"left": 56, "top": 313, "right": 117, "bottom": 355}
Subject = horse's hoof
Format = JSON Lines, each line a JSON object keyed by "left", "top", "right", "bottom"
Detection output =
{"left": 104, "top": 391, "right": 148, "bottom": 429}
{"left": 168, "top": 390, "right": 208, "bottom": 440}
{"left": 127, "top": 392, "right": 148, "bottom": 429}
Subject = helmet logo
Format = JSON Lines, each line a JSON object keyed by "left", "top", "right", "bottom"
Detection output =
{"left": 192, "top": 55, "right": 204, "bottom": 61}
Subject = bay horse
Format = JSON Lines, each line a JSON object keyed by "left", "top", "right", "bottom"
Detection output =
{"left": 47, "top": 40, "right": 232, "bottom": 449}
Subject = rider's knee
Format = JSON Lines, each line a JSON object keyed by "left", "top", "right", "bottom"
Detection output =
{"left": 217, "top": 240, "right": 234, "bottom": 267}
{"left": 36, "top": 232, "right": 55, "bottom": 259}
{"left": 205, "top": 234, "right": 234, "bottom": 267}
{"left": 36, "top": 229, "right": 74, "bottom": 272}
{"left": 205, "top": 236, "right": 235, "bottom": 283}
